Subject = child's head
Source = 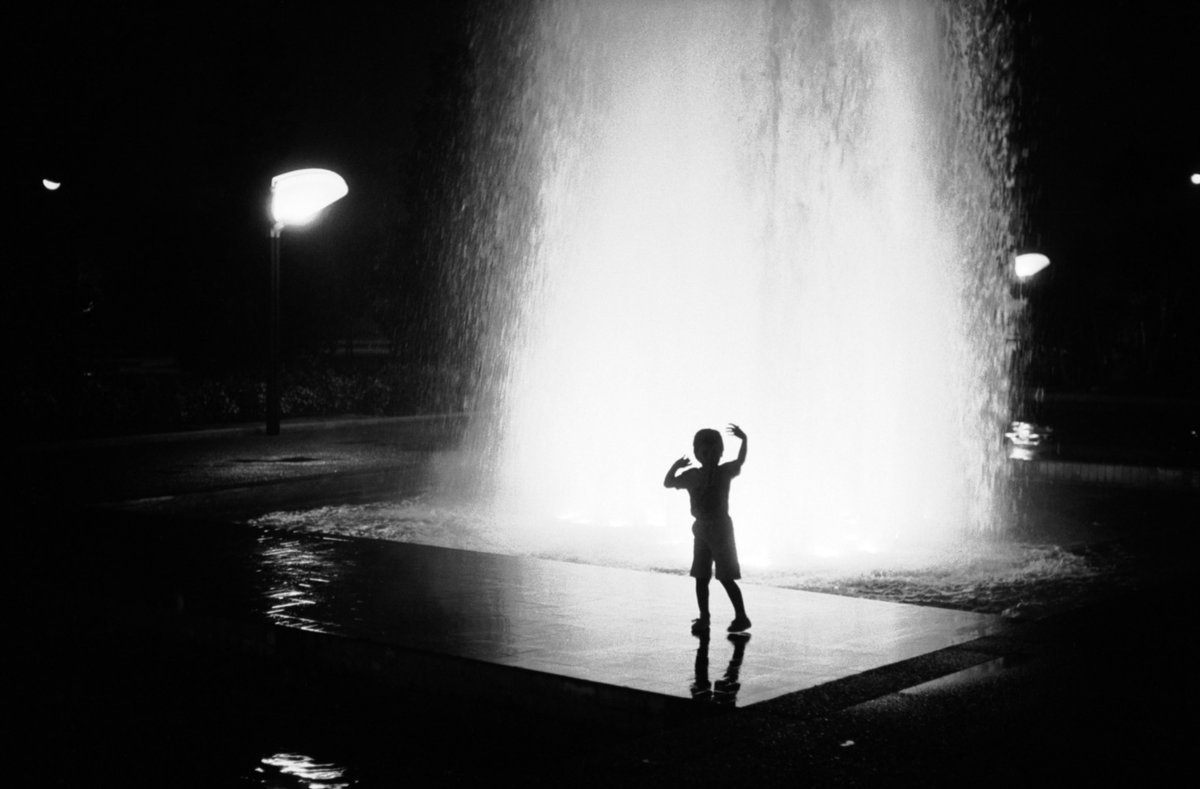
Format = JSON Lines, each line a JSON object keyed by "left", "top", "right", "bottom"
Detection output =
{"left": 693, "top": 428, "right": 724, "bottom": 467}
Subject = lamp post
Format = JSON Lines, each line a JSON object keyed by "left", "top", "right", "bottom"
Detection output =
{"left": 1007, "top": 251, "right": 1052, "bottom": 455}
{"left": 266, "top": 168, "right": 348, "bottom": 435}
{"left": 1010, "top": 252, "right": 1052, "bottom": 327}
{"left": 1007, "top": 252, "right": 1051, "bottom": 329}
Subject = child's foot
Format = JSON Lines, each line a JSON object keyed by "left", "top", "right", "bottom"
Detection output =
{"left": 727, "top": 616, "right": 751, "bottom": 633}
{"left": 714, "top": 678, "right": 741, "bottom": 694}
{"left": 691, "top": 616, "right": 711, "bottom": 634}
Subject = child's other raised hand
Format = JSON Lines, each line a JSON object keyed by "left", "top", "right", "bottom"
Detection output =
{"left": 727, "top": 423, "right": 746, "bottom": 440}
{"left": 673, "top": 456, "right": 693, "bottom": 469}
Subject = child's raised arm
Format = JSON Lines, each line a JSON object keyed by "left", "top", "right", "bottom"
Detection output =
{"left": 663, "top": 456, "right": 691, "bottom": 488}
{"left": 727, "top": 424, "right": 748, "bottom": 470}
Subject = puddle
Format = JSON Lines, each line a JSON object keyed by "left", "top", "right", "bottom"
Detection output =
{"left": 250, "top": 752, "right": 356, "bottom": 788}
{"left": 249, "top": 498, "right": 1148, "bottom": 617}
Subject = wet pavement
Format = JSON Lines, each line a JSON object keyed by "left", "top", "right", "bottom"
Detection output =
{"left": 12, "top": 416, "right": 1199, "bottom": 785}
{"left": 23, "top": 512, "right": 1003, "bottom": 721}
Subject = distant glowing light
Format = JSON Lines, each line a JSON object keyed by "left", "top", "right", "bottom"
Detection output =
{"left": 42, "top": 179, "right": 61, "bottom": 191}
{"left": 1191, "top": 173, "right": 1200, "bottom": 185}
{"left": 1005, "top": 421, "right": 1051, "bottom": 460}
{"left": 270, "top": 168, "right": 348, "bottom": 228}
{"left": 1005, "top": 421, "right": 1045, "bottom": 447}
{"left": 1014, "top": 252, "right": 1050, "bottom": 279}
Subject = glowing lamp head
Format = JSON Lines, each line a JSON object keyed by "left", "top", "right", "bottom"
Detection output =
{"left": 270, "top": 168, "right": 348, "bottom": 228}
{"left": 1014, "top": 252, "right": 1050, "bottom": 280}
{"left": 42, "top": 179, "right": 62, "bottom": 191}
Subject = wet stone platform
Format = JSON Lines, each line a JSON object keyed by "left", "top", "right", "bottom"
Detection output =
{"left": 33, "top": 511, "right": 1005, "bottom": 734}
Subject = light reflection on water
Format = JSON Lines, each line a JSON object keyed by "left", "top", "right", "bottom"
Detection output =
{"left": 252, "top": 752, "right": 354, "bottom": 788}
{"left": 250, "top": 498, "right": 1125, "bottom": 616}
{"left": 1005, "top": 421, "right": 1051, "bottom": 461}
{"left": 255, "top": 532, "right": 350, "bottom": 632}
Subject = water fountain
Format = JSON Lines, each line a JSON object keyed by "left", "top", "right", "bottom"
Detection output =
{"left": 438, "top": 0, "right": 1017, "bottom": 572}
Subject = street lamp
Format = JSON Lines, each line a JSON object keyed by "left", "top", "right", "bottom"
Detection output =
{"left": 266, "top": 168, "right": 348, "bottom": 435}
{"left": 1007, "top": 250, "right": 1052, "bottom": 457}
{"left": 1014, "top": 252, "right": 1050, "bottom": 280}
{"left": 1009, "top": 251, "right": 1051, "bottom": 317}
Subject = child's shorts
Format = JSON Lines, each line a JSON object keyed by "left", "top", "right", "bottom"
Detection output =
{"left": 690, "top": 516, "right": 741, "bottom": 581}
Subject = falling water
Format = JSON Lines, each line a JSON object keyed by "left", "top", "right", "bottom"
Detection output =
{"left": 444, "top": 0, "right": 1017, "bottom": 570}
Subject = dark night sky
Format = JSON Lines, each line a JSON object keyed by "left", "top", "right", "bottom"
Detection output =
{"left": 9, "top": 2, "right": 1199, "bottom": 396}
{"left": 1008, "top": 1, "right": 1198, "bottom": 394}
{"left": 12, "top": 3, "right": 469, "bottom": 372}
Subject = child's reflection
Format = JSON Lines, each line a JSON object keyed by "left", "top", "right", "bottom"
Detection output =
{"left": 691, "top": 632, "right": 750, "bottom": 705}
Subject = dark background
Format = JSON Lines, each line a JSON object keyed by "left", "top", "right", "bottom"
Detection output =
{"left": 1009, "top": 0, "right": 1198, "bottom": 398}
{"left": 8, "top": 1, "right": 1198, "bottom": 436}
{"left": 10, "top": 4, "right": 470, "bottom": 372}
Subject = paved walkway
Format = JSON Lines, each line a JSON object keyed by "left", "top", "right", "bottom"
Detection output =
{"left": 15, "top": 417, "right": 1195, "bottom": 783}
{"left": 38, "top": 507, "right": 1004, "bottom": 733}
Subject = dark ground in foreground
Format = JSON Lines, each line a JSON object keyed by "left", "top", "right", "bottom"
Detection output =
{"left": 11, "top": 561, "right": 1194, "bottom": 787}
{"left": 9, "top": 417, "right": 1197, "bottom": 786}
{"left": 10, "top": 484, "right": 1196, "bottom": 787}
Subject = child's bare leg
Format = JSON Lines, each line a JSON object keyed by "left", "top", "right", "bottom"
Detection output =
{"left": 695, "top": 577, "right": 711, "bottom": 620}
{"left": 720, "top": 579, "right": 750, "bottom": 630}
{"left": 718, "top": 578, "right": 745, "bottom": 619}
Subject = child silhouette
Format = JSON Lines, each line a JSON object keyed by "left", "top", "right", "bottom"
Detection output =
{"left": 664, "top": 424, "right": 751, "bottom": 633}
